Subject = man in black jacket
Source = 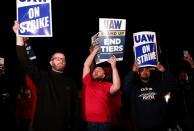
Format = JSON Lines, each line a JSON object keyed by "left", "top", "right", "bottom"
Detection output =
{"left": 13, "top": 21, "right": 79, "bottom": 131}
{"left": 122, "top": 62, "right": 177, "bottom": 131}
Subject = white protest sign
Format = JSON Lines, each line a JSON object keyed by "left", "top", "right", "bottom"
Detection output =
{"left": 17, "top": 0, "right": 52, "bottom": 37}
{"left": 95, "top": 18, "right": 126, "bottom": 64}
{"left": 133, "top": 31, "right": 158, "bottom": 67}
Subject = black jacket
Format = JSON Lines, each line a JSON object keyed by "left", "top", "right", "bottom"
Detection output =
{"left": 122, "top": 70, "right": 177, "bottom": 129}
{"left": 16, "top": 46, "right": 79, "bottom": 131}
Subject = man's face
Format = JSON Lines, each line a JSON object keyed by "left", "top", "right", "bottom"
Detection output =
{"left": 92, "top": 67, "right": 105, "bottom": 81}
{"left": 50, "top": 53, "right": 66, "bottom": 72}
{"left": 138, "top": 67, "right": 151, "bottom": 83}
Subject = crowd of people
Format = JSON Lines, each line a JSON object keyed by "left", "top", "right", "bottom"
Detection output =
{"left": 0, "top": 21, "right": 194, "bottom": 131}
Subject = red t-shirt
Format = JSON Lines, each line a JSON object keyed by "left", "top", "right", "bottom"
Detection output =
{"left": 110, "top": 91, "right": 122, "bottom": 125}
{"left": 82, "top": 73, "right": 112, "bottom": 123}
{"left": 25, "top": 75, "right": 37, "bottom": 120}
{"left": 16, "top": 75, "right": 37, "bottom": 121}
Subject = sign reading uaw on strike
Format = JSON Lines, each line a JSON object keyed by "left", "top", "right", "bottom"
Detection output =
{"left": 95, "top": 18, "right": 126, "bottom": 64}
{"left": 17, "top": 0, "right": 52, "bottom": 37}
{"left": 133, "top": 31, "right": 158, "bottom": 68}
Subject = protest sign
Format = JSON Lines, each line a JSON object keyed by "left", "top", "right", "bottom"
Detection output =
{"left": 17, "top": 0, "right": 52, "bottom": 37}
{"left": 133, "top": 31, "right": 158, "bottom": 67}
{"left": 94, "top": 18, "right": 126, "bottom": 64}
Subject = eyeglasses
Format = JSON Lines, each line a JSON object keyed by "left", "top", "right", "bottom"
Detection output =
{"left": 51, "top": 57, "right": 65, "bottom": 61}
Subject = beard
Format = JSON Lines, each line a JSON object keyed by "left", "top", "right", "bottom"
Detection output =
{"left": 140, "top": 76, "right": 150, "bottom": 83}
{"left": 92, "top": 77, "right": 104, "bottom": 82}
{"left": 56, "top": 66, "right": 65, "bottom": 71}
{"left": 140, "top": 77, "right": 149, "bottom": 81}
{"left": 53, "top": 64, "right": 65, "bottom": 72}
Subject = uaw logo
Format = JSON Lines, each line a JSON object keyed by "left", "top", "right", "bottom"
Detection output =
{"left": 139, "top": 92, "right": 157, "bottom": 100}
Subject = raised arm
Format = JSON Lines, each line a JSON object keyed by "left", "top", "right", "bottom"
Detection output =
{"left": 183, "top": 53, "right": 194, "bottom": 69}
{"left": 123, "top": 61, "right": 138, "bottom": 91}
{"left": 156, "top": 62, "right": 166, "bottom": 72}
{"left": 82, "top": 46, "right": 99, "bottom": 78}
{"left": 12, "top": 21, "right": 25, "bottom": 46}
{"left": 156, "top": 62, "right": 177, "bottom": 92}
{"left": 183, "top": 53, "right": 194, "bottom": 85}
{"left": 107, "top": 56, "right": 121, "bottom": 94}
{"left": 13, "top": 21, "right": 41, "bottom": 84}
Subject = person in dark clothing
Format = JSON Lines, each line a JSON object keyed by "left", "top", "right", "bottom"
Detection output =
{"left": 168, "top": 52, "right": 194, "bottom": 131}
{"left": 0, "top": 57, "right": 16, "bottom": 131}
{"left": 13, "top": 21, "right": 80, "bottom": 131}
{"left": 122, "top": 62, "right": 177, "bottom": 131}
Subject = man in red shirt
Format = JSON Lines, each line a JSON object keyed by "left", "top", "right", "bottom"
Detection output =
{"left": 81, "top": 46, "right": 121, "bottom": 131}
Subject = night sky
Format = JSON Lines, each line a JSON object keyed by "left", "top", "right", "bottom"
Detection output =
{"left": 1, "top": 1, "right": 194, "bottom": 87}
